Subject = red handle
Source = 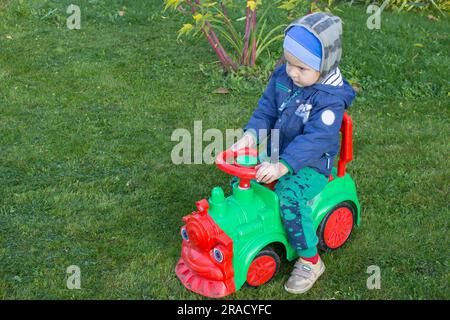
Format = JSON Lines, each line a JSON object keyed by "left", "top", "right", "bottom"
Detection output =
{"left": 216, "top": 148, "right": 258, "bottom": 188}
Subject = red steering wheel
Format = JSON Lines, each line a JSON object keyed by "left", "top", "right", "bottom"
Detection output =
{"left": 215, "top": 148, "right": 258, "bottom": 189}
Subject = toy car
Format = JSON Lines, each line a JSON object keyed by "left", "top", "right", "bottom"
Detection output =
{"left": 175, "top": 113, "right": 360, "bottom": 298}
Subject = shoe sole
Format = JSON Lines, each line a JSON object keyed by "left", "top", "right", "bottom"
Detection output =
{"left": 284, "top": 264, "right": 326, "bottom": 294}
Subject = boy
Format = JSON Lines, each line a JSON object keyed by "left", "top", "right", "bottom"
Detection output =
{"left": 232, "top": 12, "right": 356, "bottom": 294}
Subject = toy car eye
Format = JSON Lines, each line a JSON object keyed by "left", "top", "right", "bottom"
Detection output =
{"left": 213, "top": 248, "right": 223, "bottom": 263}
{"left": 181, "top": 227, "right": 189, "bottom": 241}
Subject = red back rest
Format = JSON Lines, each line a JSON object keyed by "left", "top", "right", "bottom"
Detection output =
{"left": 337, "top": 113, "right": 353, "bottom": 177}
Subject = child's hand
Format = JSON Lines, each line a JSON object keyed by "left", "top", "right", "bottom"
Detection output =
{"left": 255, "top": 162, "right": 289, "bottom": 184}
{"left": 230, "top": 133, "right": 255, "bottom": 151}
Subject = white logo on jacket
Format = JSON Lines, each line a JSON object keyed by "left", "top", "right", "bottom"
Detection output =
{"left": 321, "top": 110, "right": 335, "bottom": 126}
{"left": 295, "top": 103, "right": 313, "bottom": 124}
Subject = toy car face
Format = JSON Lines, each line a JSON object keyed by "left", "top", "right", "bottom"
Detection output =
{"left": 176, "top": 206, "right": 236, "bottom": 298}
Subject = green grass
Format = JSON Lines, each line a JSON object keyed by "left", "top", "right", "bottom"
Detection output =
{"left": 0, "top": 0, "right": 449, "bottom": 299}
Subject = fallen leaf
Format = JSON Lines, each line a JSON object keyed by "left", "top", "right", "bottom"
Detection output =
{"left": 427, "top": 14, "right": 438, "bottom": 21}
{"left": 6, "top": 35, "right": 12, "bottom": 40}
{"left": 349, "top": 80, "right": 361, "bottom": 93}
{"left": 213, "top": 87, "right": 230, "bottom": 94}
{"left": 119, "top": 10, "right": 125, "bottom": 16}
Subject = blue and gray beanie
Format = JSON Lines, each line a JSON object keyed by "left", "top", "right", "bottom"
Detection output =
{"left": 283, "top": 12, "right": 343, "bottom": 81}
{"left": 284, "top": 26, "right": 322, "bottom": 71}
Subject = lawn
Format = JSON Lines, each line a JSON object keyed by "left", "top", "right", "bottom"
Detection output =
{"left": 0, "top": 0, "right": 449, "bottom": 300}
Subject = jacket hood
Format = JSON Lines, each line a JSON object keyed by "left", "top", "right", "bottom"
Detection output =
{"left": 312, "top": 79, "right": 356, "bottom": 109}
{"left": 286, "top": 12, "right": 343, "bottom": 82}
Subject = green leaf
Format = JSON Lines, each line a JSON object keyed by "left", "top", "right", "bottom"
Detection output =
{"left": 212, "top": 24, "right": 242, "bottom": 55}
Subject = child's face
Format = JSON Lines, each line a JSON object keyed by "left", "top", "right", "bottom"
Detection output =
{"left": 284, "top": 50, "right": 321, "bottom": 87}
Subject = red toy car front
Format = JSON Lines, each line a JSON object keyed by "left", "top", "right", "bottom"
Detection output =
{"left": 175, "top": 199, "right": 236, "bottom": 298}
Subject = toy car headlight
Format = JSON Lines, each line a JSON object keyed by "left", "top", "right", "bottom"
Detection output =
{"left": 181, "top": 227, "right": 189, "bottom": 241}
{"left": 213, "top": 248, "right": 223, "bottom": 263}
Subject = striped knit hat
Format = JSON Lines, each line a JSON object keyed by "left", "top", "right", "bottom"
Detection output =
{"left": 284, "top": 12, "right": 343, "bottom": 82}
{"left": 284, "top": 26, "right": 322, "bottom": 71}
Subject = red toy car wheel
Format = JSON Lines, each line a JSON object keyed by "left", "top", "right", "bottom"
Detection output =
{"left": 246, "top": 248, "right": 280, "bottom": 287}
{"left": 318, "top": 203, "right": 355, "bottom": 251}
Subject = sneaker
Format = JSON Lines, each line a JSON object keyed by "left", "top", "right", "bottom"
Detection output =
{"left": 284, "top": 257, "right": 325, "bottom": 294}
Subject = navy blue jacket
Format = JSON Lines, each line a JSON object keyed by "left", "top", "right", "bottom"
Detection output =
{"left": 244, "top": 64, "right": 355, "bottom": 177}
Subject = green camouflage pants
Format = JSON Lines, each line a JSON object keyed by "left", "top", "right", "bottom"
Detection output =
{"left": 274, "top": 167, "right": 328, "bottom": 258}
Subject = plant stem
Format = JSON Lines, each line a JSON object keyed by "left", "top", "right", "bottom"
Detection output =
{"left": 219, "top": 11, "right": 240, "bottom": 50}
{"left": 204, "top": 30, "right": 228, "bottom": 67}
{"left": 242, "top": 7, "right": 251, "bottom": 65}
{"left": 220, "top": 1, "right": 228, "bottom": 18}
{"left": 206, "top": 20, "right": 238, "bottom": 71}
{"left": 250, "top": 8, "right": 257, "bottom": 66}
{"left": 184, "top": 0, "right": 237, "bottom": 72}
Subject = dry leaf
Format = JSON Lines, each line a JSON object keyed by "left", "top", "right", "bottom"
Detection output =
{"left": 349, "top": 80, "right": 361, "bottom": 93}
{"left": 213, "top": 87, "right": 230, "bottom": 94}
{"left": 427, "top": 15, "right": 438, "bottom": 21}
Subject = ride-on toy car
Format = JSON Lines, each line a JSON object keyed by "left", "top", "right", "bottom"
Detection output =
{"left": 175, "top": 113, "right": 360, "bottom": 298}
